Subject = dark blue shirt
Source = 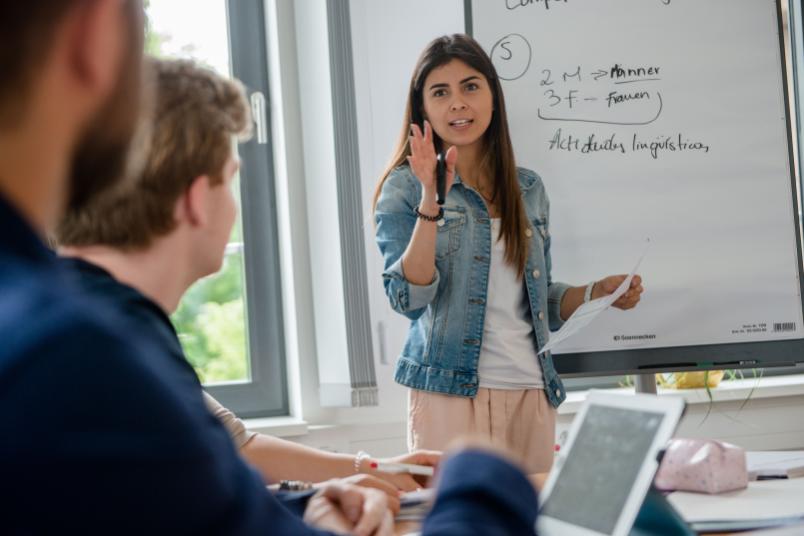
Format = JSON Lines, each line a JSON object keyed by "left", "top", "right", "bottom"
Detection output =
{"left": 0, "top": 194, "right": 329, "bottom": 534}
{"left": 0, "top": 193, "right": 540, "bottom": 534}
{"left": 58, "top": 255, "right": 318, "bottom": 517}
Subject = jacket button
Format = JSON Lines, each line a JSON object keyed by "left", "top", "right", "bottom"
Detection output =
{"left": 437, "top": 219, "right": 445, "bottom": 227}
{"left": 532, "top": 269, "right": 540, "bottom": 278}
{"left": 538, "top": 311, "right": 545, "bottom": 320}
{"left": 525, "top": 228, "right": 533, "bottom": 237}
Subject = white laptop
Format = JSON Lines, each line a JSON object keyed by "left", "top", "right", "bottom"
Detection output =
{"left": 537, "top": 391, "right": 685, "bottom": 536}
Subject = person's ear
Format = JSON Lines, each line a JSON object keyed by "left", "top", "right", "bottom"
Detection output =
{"left": 68, "top": 0, "right": 126, "bottom": 97}
{"left": 178, "top": 175, "right": 211, "bottom": 228}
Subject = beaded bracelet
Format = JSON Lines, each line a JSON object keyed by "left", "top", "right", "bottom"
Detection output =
{"left": 354, "top": 450, "right": 372, "bottom": 473}
{"left": 414, "top": 206, "right": 444, "bottom": 222}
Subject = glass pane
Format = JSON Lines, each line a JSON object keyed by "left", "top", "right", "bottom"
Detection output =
{"left": 145, "top": 0, "right": 250, "bottom": 384}
{"left": 145, "top": 0, "right": 230, "bottom": 75}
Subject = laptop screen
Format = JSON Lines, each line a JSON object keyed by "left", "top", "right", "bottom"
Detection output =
{"left": 540, "top": 405, "right": 664, "bottom": 534}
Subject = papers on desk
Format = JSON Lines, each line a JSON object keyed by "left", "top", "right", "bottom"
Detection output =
{"left": 538, "top": 240, "right": 650, "bottom": 356}
{"left": 747, "top": 450, "right": 804, "bottom": 480}
{"left": 667, "top": 478, "right": 804, "bottom": 533}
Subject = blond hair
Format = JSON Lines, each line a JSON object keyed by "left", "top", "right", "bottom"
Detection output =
{"left": 57, "top": 57, "right": 251, "bottom": 249}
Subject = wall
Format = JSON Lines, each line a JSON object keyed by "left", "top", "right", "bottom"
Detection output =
{"left": 268, "top": 0, "right": 465, "bottom": 425}
{"left": 345, "top": 0, "right": 466, "bottom": 426}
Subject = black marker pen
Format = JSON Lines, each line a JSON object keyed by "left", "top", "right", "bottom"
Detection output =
{"left": 436, "top": 151, "right": 447, "bottom": 205}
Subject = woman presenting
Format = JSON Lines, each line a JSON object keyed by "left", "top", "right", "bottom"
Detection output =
{"left": 373, "top": 34, "right": 643, "bottom": 472}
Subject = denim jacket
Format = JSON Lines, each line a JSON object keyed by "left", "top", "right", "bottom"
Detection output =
{"left": 374, "top": 165, "right": 570, "bottom": 408}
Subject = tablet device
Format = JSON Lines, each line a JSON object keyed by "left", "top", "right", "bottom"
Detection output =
{"left": 537, "top": 391, "right": 685, "bottom": 536}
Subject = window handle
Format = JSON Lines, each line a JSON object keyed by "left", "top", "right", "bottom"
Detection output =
{"left": 250, "top": 91, "right": 268, "bottom": 145}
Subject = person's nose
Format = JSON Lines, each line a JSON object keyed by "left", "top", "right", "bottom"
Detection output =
{"left": 449, "top": 98, "right": 468, "bottom": 112}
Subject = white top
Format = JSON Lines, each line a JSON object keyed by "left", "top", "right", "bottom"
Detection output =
{"left": 477, "top": 219, "right": 544, "bottom": 390}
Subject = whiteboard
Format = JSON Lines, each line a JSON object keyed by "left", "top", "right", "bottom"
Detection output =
{"left": 469, "top": 0, "right": 804, "bottom": 365}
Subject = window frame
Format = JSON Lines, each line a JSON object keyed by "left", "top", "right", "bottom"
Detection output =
{"left": 203, "top": 0, "right": 289, "bottom": 418}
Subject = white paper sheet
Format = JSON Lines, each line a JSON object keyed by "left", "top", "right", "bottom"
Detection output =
{"left": 539, "top": 241, "right": 650, "bottom": 356}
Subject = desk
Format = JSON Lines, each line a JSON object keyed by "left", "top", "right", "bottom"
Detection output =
{"left": 396, "top": 476, "right": 804, "bottom": 535}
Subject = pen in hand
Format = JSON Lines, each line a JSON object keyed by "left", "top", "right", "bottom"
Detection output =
{"left": 435, "top": 151, "right": 447, "bottom": 205}
{"left": 370, "top": 461, "right": 435, "bottom": 477}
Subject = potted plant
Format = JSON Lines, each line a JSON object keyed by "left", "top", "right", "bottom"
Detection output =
{"left": 659, "top": 370, "right": 725, "bottom": 390}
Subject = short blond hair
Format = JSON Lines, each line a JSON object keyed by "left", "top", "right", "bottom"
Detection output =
{"left": 56, "top": 57, "right": 251, "bottom": 249}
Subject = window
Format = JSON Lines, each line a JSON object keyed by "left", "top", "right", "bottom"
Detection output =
{"left": 145, "top": 0, "right": 287, "bottom": 417}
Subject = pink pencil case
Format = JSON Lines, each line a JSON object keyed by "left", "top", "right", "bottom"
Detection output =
{"left": 654, "top": 438, "right": 748, "bottom": 494}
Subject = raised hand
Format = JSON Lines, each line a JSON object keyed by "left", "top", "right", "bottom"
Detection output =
{"left": 407, "top": 120, "right": 457, "bottom": 201}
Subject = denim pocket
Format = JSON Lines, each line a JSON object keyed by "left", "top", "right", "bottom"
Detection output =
{"left": 435, "top": 207, "right": 466, "bottom": 260}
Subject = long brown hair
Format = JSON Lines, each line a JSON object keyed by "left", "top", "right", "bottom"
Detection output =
{"left": 372, "top": 34, "right": 530, "bottom": 277}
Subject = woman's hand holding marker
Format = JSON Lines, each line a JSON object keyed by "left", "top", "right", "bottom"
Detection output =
{"left": 407, "top": 120, "right": 457, "bottom": 205}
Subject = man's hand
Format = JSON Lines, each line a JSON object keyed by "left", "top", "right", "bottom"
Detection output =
{"left": 328, "top": 474, "right": 401, "bottom": 514}
{"left": 303, "top": 481, "right": 394, "bottom": 536}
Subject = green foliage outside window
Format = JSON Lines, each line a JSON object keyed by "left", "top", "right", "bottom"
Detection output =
{"left": 171, "top": 249, "right": 249, "bottom": 384}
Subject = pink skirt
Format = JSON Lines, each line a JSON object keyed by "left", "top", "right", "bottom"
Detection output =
{"left": 408, "top": 387, "right": 556, "bottom": 473}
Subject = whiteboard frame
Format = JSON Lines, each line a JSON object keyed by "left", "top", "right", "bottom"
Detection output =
{"left": 465, "top": 0, "right": 804, "bottom": 378}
